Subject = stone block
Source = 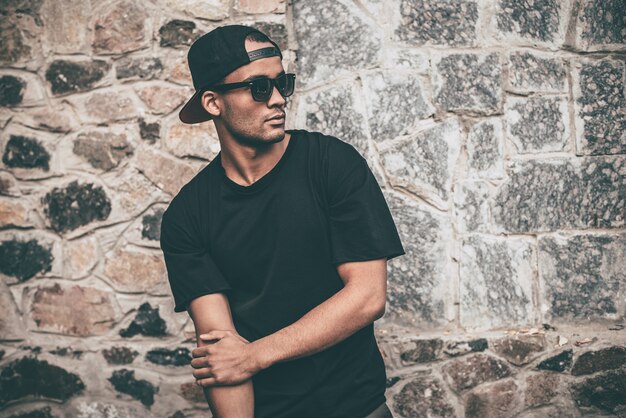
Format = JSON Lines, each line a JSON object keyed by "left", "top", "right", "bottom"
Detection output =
{"left": 115, "top": 56, "right": 163, "bottom": 81}
{"left": 135, "top": 84, "right": 190, "bottom": 115}
{"left": 164, "top": 119, "right": 220, "bottom": 160}
{"left": 395, "top": 0, "right": 478, "bottom": 46}
{"left": 2, "top": 134, "right": 51, "bottom": 173}
{"left": 119, "top": 302, "right": 167, "bottom": 338}
{"left": 361, "top": 70, "right": 434, "bottom": 141}
{"left": 570, "top": 366, "right": 626, "bottom": 415}
{"left": 571, "top": 346, "right": 626, "bottom": 376}
{"left": 460, "top": 235, "right": 535, "bottom": 330}
{"left": 0, "top": 197, "right": 33, "bottom": 229}
{"left": 432, "top": 53, "right": 502, "bottom": 115}
{"left": 381, "top": 118, "right": 460, "bottom": 206}
{"left": 573, "top": 59, "right": 625, "bottom": 156}
{"left": 63, "top": 235, "right": 98, "bottom": 280}
{"left": 508, "top": 51, "right": 567, "bottom": 93}
{"left": 45, "top": 60, "right": 110, "bottom": 96}
{"left": 163, "top": 0, "right": 229, "bottom": 22}
{"left": 492, "top": 335, "right": 546, "bottom": 366}
{"left": 141, "top": 207, "right": 165, "bottom": 242}
{"left": 292, "top": 0, "right": 382, "bottom": 87}
{"left": 0, "top": 75, "right": 25, "bottom": 106}
{"left": 444, "top": 338, "right": 488, "bottom": 357}
{"left": 93, "top": 2, "right": 148, "bottom": 54}
{"left": 139, "top": 119, "right": 160, "bottom": 143}
{"left": 251, "top": 22, "right": 288, "bottom": 51}
{"left": 6, "top": 406, "right": 57, "bottom": 418}
{"left": 108, "top": 369, "right": 158, "bottom": 407}
{"left": 506, "top": 96, "right": 570, "bottom": 153}
{"left": 135, "top": 147, "right": 200, "bottom": 197}
{"left": 539, "top": 234, "right": 625, "bottom": 321}
{"left": 492, "top": 156, "right": 625, "bottom": 232}
{"left": 568, "top": 0, "right": 626, "bottom": 51}
{"left": 0, "top": 279, "right": 27, "bottom": 340}
{"left": 296, "top": 83, "right": 369, "bottom": 155}
{"left": 103, "top": 246, "right": 168, "bottom": 294}
{"left": 393, "top": 375, "right": 456, "bottom": 418}
{"left": 466, "top": 118, "right": 505, "bottom": 179}
{"left": 0, "top": 0, "right": 45, "bottom": 69}
{"left": 71, "top": 131, "right": 133, "bottom": 172}
{"left": 536, "top": 349, "right": 573, "bottom": 372}
{"left": 102, "top": 346, "right": 140, "bottom": 365}
{"left": 0, "top": 235, "right": 56, "bottom": 283}
{"left": 382, "top": 191, "right": 454, "bottom": 328}
{"left": 496, "top": 0, "right": 562, "bottom": 42}
{"left": 465, "top": 379, "right": 520, "bottom": 418}
{"left": 234, "top": 0, "right": 286, "bottom": 14}
{"left": 399, "top": 338, "right": 443, "bottom": 364}
{"left": 40, "top": 0, "right": 92, "bottom": 54}
{"left": 79, "top": 90, "right": 138, "bottom": 123}
{"left": 145, "top": 347, "right": 191, "bottom": 366}
{"left": 454, "top": 180, "right": 491, "bottom": 234}
{"left": 442, "top": 353, "right": 513, "bottom": 393}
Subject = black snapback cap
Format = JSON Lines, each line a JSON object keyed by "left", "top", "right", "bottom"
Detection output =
{"left": 179, "top": 24, "right": 283, "bottom": 124}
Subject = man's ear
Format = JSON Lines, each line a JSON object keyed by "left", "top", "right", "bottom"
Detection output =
{"left": 201, "top": 90, "right": 221, "bottom": 118}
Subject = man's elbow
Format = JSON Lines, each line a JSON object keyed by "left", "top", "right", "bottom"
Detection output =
{"left": 365, "top": 293, "right": 386, "bottom": 322}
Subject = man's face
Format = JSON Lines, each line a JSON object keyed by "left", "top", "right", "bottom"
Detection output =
{"left": 204, "top": 40, "right": 288, "bottom": 147}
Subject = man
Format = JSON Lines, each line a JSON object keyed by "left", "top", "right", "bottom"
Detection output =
{"left": 159, "top": 24, "right": 405, "bottom": 418}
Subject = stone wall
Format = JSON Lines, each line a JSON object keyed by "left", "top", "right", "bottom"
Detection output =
{"left": 0, "top": 0, "right": 624, "bottom": 417}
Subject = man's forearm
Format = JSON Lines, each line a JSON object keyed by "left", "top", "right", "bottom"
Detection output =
{"left": 203, "top": 382, "right": 254, "bottom": 418}
{"left": 250, "top": 281, "right": 385, "bottom": 369}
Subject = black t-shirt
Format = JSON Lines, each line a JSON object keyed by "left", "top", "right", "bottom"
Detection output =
{"left": 159, "top": 129, "right": 405, "bottom": 418}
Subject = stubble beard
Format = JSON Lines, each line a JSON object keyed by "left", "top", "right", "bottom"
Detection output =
{"left": 223, "top": 102, "right": 286, "bottom": 149}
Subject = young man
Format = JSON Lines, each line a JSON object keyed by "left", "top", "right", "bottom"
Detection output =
{"left": 159, "top": 24, "right": 405, "bottom": 418}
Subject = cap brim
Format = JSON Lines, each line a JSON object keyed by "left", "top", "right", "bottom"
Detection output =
{"left": 179, "top": 89, "right": 213, "bottom": 124}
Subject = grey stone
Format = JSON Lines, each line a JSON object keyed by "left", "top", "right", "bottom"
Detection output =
{"left": 492, "top": 156, "right": 625, "bottom": 233}
{"left": 0, "top": 278, "right": 27, "bottom": 340}
{"left": 466, "top": 119, "right": 504, "bottom": 179}
{"left": 400, "top": 338, "right": 443, "bottom": 364}
{"left": 395, "top": 0, "right": 478, "bottom": 46}
{"left": 115, "top": 56, "right": 163, "bottom": 80}
{"left": 158, "top": 20, "right": 200, "bottom": 48}
{"left": 508, "top": 51, "right": 566, "bottom": 92}
{"left": 41, "top": 180, "right": 112, "bottom": 233}
{"left": 454, "top": 180, "right": 491, "bottom": 233}
{"left": 102, "top": 347, "right": 139, "bottom": 365}
{"left": 298, "top": 84, "right": 368, "bottom": 155}
{"left": 383, "top": 191, "right": 453, "bottom": 327}
{"left": 362, "top": 71, "right": 433, "bottom": 140}
{"left": 0, "top": 238, "right": 52, "bottom": 281}
{"left": 433, "top": 53, "right": 502, "bottom": 115}
{"left": 119, "top": 302, "right": 167, "bottom": 338}
{"left": 71, "top": 400, "right": 153, "bottom": 418}
{"left": 45, "top": 59, "right": 109, "bottom": 95}
{"left": 393, "top": 375, "right": 456, "bottom": 418}
{"left": 0, "top": 75, "right": 26, "bottom": 106}
{"left": 292, "top": 0, "right": 382, "bottom": 87}
{"left": 381, "top": 119, "right": 460, "bottom": 204}
{"left": 92, "top": 2, "right": 147, "bottom": 54}
{"left": 539, "top": 234, "right": 625, "bottom": 321}
{"left": 145, "top": 347, "right": 191, "bottom": 366}
{"left": 141, "top": 207, "right": 164, "bottom": 241}
{"left": 444, "top": 338, "right": 488, "bottom": 357}
{"left": 442, "top": 353, "right": 513, "bottom": 393}
{"left": 251, "top": 22, "right": 288, "bottom": 51}
{"left": 492, "top": 335, "right": 546, "bottom": 366}
{"left": 0, "top": 0, "right": 44, "bottom": 65}
{"left": 460, "top": 235, "right": 535, "bottom": 329}
{"left": 536, "top": 349, "right": 573, "bottom": 372}
{"left": 570, "top": 366, "right": 626, "bottom": 415}
{"left": 49, "top": 347, "right": 83, "bottom": 359}
{"left": 2, "top": 134, "right": 50, "bottom": 171}
{"left": 506, "top": 96, "right": 569, "bottom": 153}
{"left": 571, "top": 346, "right": 626, "bottom": 376}
{"left": 108, "top": 369, "right": 158, "bottom": 407}
{"left": 574, "top": 59, "right": 626, "bottom": 156}
{"left": 7, "top": 406, "right": 56, "bottom": 418}
{"left": 138, "top": 119, "right": 160, "bottom": 143}
{"left": 575, "top": 0, "right": 626, "bottom": 50}
{"left": 466, "top": 379, "right": 520, "bottom": 418}
{"left": 496, "top": 0, "right": 560, "bottom": 42}
{"left": 72, "top": 131, "right": 133, "bottom": 171}
{"left": 525, "top": 373, "right": 560, "bottom": 407}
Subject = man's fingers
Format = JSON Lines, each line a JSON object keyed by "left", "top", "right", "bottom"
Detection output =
{"left": 196, "top": 377, "right": 218, "bottom": 387}
{"left": 192, "top": 367, "right": 212, "bottom": 380}
{"left": 199, "top": 330, "right": 229, "bottom": 341}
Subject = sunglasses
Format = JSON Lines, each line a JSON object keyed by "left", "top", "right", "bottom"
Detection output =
{"left": 209, "top": 73, "right": 296, "bottom": 102}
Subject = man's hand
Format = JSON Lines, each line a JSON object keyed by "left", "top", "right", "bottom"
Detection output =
{"left": 191, "top": 330, "right": 263, "bottom": 387}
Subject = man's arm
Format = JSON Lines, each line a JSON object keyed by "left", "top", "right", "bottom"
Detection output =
{"left": 187, "top": 293, "right": 254, "bottom": 417}
{"left": 192, "top": 258, "right": 387, "bottom": 386}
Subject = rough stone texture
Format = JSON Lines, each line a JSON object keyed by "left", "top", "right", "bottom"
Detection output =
{"left": 432, "top": 53, "right": 502, "bottom": 115}
{"left": 539, "top": 234, "right": 625, "bottom": 321}
{"left": 13, "top": 105, "right": 73, "bottom": 134}
{"left": 454, "top": 181, "right": 491, "bottom": 234}
{"left": 82, "top": 90, "right": 137, "bottom": 122}
{"left": 573, "top": 59, "right": 626, "bottom": 156}
{"left": 145, "top": 347, "right": 191, "bottom": 366}
{"left": 292, "top": 0, "right": 382, "bottom": 87}
{"left": 164, "top": 118, "right": 220, "bottom": 160}
{"left": 49, "top": 347, "right": 83, "bottom": 359}
{"left": 29, "top": 283, "right": 117, "bottom": 336}
{"left": 108, "top": 369, "right": 157, "bottom": 406}
{"left": 444, "top": 338, "right": 488, "bottom": 357}
{"left": 297, "top": 83, "right": 369, "bottom": 155}
{"left": 71, "top": 400, "right": 153, "bottom": 418}
{"left": 45, "top": 60, "right": 109, "bottom": 96}
{"left": 179, "top": 381, "right": 205, "bottom": 404}
{"left": 496, "top": 0, "right": 561, "bottom": 42}
{"left": 103, "top": 246, "right": 168, "bottom": 293}
{"left": 466, "top": 119, "right": 505, "bottom": 179}
{"left": 6, "top": 406, "right": 56, "bottom": 418}
{"left": 571, "top": 346, "right": 626, "bottom": 376}
{"left": 0, "top": 74, "right": 25, "bottom": 106}
{"left": 141, "top": 207, "right": 164, "bottom": 241}
{"left": 492, "top": 335, "right": 546, "bottom": 366}
{"left": 72, "top": 131, "right": 133, "bottom": 171}
{"left": 536, "top": 349, "right": 573, "bottom": 372}
{"left": 251, "top": 22, "right": 288, "bottom": 51}
{"left": 508, "top": 51, "right": 567, "bottom": 93}
{"left": 102, "top": 346, "right": 140, "bottom": 365}
{"left": 400, "top": 338, "right": 442, "bottom": 364}
{"left": 119, "top": 302, "right": 167, "bottom": 338}
{"left": 381, "top": 119, "right": 461, "bottom": 205}
{"left": 135, "top": 147, "right": 198, "bottom": 196}
{"left": 93, "top": 2, "right": 147, "bottom": 54}
{"left": 395, "top": 0, "right": 478, "bottom": 46}
{"left": 0, "top": 238, "right": 52, "bottom": 281}
{"left": 0, "top": 356, "right": 85, "bottom": 406}
{"left": 393, "top": 375, "right": 456, "bottom": 418}
{"left": 442, "top": 353, "right": 513, "bottom": 393}
{"left": 572, "top": 0, "right": 626, "bottom": 51}
{"left": 138, "top": 119, "right": 160, "bottom": 143}
{"left": 460, "top": 235, "right": 535, "bottom": 330}
{"left": 135, "top": 84, "right": 189, "bottom": 115}
{"left": 0, "top": 278, "right": 27, "bottom": 340}
{"left": 63, "top": 235, "right": 97, "bottom": 280}
{"left": 158, "top": 20, "right": 200, "bottom": 48}
{"left": 234, "top": 0, "right": 285, "bottom": 14}
{"left": 0, "top": 172, "right": 19, "bottom": 196}
{"left": 383, "top": 191, "right": 453, "bottom": 327}
{"left": 115, "top": 56, "right": 163, "bottom": 80}
{"left": 163, "top": 0, "right": 229, "bottom": 22}
{"left": 40, "top": 0, "right": 91, "bottom": 54}
{"left": 465, "top": 379, "right": 520, "bottom": 418}
{"left": 41, "top": 180, "right": 112, "bottom": 233}
{"left": 492, "top": 157, "right": 625, "bottom": 233}
{"left": 0, "top": 197, "right": 31, "bottom": 228}
{"left": 570, "top": 366, "right": 626, "bottom": 415}
{"left": 506, "top": 96, "right": 570, "bottom": 153}
{"left": 2, "top": 134, "right": 50, "bottom": 171}
{"left": 0, "top": 0, "right": 44, "bottom": 67}
{"left": 362, "top": 71, "right": 434, "bottom": 140}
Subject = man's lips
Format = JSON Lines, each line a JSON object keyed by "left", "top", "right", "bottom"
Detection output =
{"left": 267, "top": 113, "right": 285, "bottom": 121}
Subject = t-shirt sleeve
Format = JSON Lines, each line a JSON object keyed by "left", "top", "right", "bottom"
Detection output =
{"left": 159, "top": 193, "right": 231, "bottom": 313}
{"left": 325, "top": 139, "right": 405, "bottom": 265}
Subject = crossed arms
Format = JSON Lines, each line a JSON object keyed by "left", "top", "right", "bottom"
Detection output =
{"left": 187, "top": 258, "right": 389, "bottom": 418}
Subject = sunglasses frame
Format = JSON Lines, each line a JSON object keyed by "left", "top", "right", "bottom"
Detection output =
{"left": 209, "top": 73, "right": 296, "bottom": 102}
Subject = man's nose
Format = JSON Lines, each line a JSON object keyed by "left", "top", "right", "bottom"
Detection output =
{"left": 267, "top": 83, "right": 286, "bottom": 107}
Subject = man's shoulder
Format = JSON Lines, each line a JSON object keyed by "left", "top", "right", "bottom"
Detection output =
{"left": 292, "top": 129, "right": 362, "bottom": 160}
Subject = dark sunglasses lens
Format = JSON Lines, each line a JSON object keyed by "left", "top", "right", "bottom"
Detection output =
{"left": 276, "top": 74, "right": 295, "bottom": 97}
{"left": 251, "top": 79, "right": 272, "bottom": 101}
